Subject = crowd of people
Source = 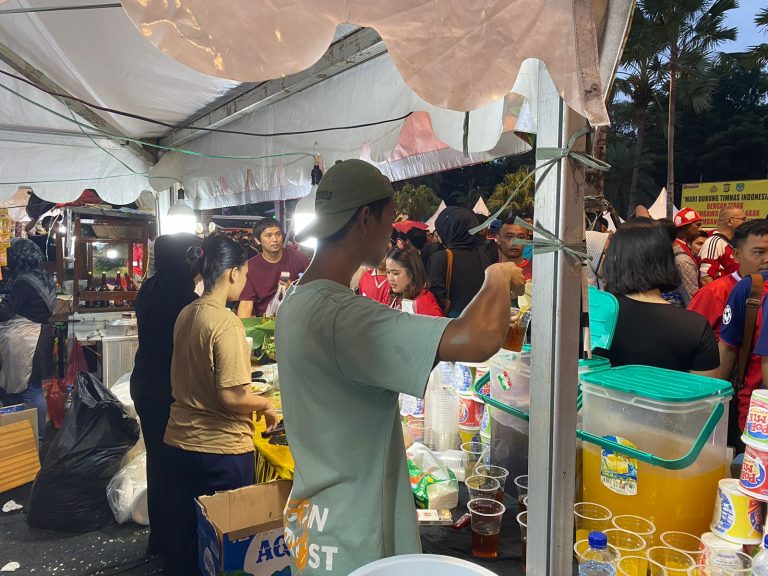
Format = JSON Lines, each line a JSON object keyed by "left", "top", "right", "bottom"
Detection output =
{"left": 5, "top": 157, "right": 765, "bottom": 576}
{"left": 591, "top": 206, "right": 768, "bottom": 453}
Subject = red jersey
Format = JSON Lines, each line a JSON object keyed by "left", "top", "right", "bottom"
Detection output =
{"left": 358, "top": 269, "right": 390, "bottom": 304}
{"left": 390, "top": 289, "right": 444, "bottom": 317}
{"left": 699, "top": 233, "right": 738, "bottom": 281}
{"left": 687, "top": 272, "right": 740, "bottom": 339}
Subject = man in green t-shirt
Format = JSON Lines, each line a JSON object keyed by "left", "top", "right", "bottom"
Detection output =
{"left": 276, "top": 160, "right": 525, "bottom": 575}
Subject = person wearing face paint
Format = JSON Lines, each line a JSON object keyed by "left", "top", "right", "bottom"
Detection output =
{"left": 385, "top": 248, "right": 443, "bottom": 316}
{"left": 163, "top": 235, "right": 278, "bottom": 576}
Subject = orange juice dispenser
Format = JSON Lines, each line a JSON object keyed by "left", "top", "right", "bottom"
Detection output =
{"left": 578, "top": 366, "right": 732, "bottom": 539}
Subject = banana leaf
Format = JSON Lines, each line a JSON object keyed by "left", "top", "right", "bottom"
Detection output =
{"left": 241, "top": 317, "right": 275, "bottom": 350}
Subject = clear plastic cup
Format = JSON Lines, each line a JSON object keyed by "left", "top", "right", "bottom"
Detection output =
{"left": 517, "top": 511, "right": 527, "bottom": 573}
{"left": 465, "top": 475, "right": 501, "bottom": 501}
{"left": 406, "top": 419, "right": 425, "bottom": 445}
{"left": 646, "top": 546, "right": 695, "bottom": 576}
{"left": 522, "top": 495, "right": 528, "bottom": 511}
{"left": 474, "top": 465, "right": 509, "bottom": 502}
{"left": 605, "top": 528, "right": 646, "bottom": 557}
{"left": 617, "top": 555, "right": 650, "bottom": 576}
{"left": 514, "top": 474, "right": 528, "bottom": 511}
{"left": 467, "top": 498, "right": 505, "bottom": 559}
{"left": 574, "top": 502, "right": 612, "bottom": 545}
{"left": 505, "top": 307, "right": 531, "bottom": 352}
{"left": 687, "top": 566, "right": 739, "bottom": 576}
{"left": 703, "top": 549, "right": 752, "bottom": 574}
{"left": 660, "top": 531, "right": 708, "bottom": 565}
{"left": 574, "top": 539, "right": 619, "bottom": 562}
{"left": 461, "top": 442, "right": 487, "bottom": 479}
{"left": 612, "top": 515, "right": 656, "bottom": 546}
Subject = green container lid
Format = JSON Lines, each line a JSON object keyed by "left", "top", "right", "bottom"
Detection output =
{"left": 589, "top": 287, "right": 619, "bottom": 350}
{"left": 578, "top": 355, "right": 610, "bottom": 371}
{"left": 580, "top": 365, "right": 732, "bottom": 402}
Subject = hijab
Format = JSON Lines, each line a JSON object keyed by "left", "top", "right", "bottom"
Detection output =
{"left": 132, "top": 233, "right": 201, "bottom": 389}
{"left": 6, "top": 238, "right": 56, "bottom": 313}
{"left": 135, "top": 233, "right": 200, "bottom": 313}
{"left": 435, "top": 207, "right": 482, "bottom": 250}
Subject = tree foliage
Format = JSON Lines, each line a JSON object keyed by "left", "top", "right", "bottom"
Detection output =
{"left": 487, "top": 167, "right": 535, "bottom": 215}
{"left": 639, "top": 0, "right": 738, "bottom": 216}
{"left": 393, "top": 183, "right": 440, "bottom": 221}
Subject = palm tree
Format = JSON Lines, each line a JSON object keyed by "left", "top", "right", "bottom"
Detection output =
{"left": 746, "top": 7, "right": 768, "bottom": 67}
{"left": 640, "top": 0, "right": 737, "bottom": 217}
{"left": 614, "top": 7, "right": 665, "bottom": 217}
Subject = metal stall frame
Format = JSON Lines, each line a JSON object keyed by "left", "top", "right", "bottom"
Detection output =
{"left": 528, "top": 61, "right": 587, "bottom": 576}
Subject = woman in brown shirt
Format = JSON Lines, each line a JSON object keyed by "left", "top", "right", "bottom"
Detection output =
{"left": 163, "top": 235, "right": 277, "bottom": 576}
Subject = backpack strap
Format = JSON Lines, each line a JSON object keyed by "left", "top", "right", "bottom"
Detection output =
{"left": 735, "top": 273, "right": 764, "bottom": 390}
{"left": 443, "top": 249, "right": 453, "bottom": 314}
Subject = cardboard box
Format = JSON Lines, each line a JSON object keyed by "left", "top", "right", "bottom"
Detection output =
{"left": 196, "top": 479, "right": 292, "bottom": 576}
{"left": 0, "top": 405, "right": 40, "bottom": 493}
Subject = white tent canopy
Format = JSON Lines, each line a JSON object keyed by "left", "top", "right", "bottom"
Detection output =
{"left": 473, "top": 197, "right": 491, "bottom": 216}
{"left": 648, "top": 188, "right": 680, "bottom": 220}
{"left": 0, "top": 0, "right": 631, "bottom": 211}
{"left": 425, "top": 201, "right": 446, "bottom": 232}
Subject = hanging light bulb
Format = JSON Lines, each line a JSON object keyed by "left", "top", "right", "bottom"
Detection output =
{"left": 166, "top": 187, "right": 196, "bottom": 234}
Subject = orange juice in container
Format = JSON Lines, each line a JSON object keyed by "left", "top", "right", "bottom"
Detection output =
{"left": 579, "top": 366, "right": 732, "bottom": 538}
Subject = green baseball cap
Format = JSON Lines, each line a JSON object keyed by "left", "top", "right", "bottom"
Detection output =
{"left": 295, "top": 159, "right": 394, "bottom": 242}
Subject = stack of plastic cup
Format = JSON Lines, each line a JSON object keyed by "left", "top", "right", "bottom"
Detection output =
{"left": 425, "top": 366, "right": 460, "bottom": 451}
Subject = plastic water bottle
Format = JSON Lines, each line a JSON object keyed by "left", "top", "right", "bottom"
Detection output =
{"left": 578, "top": 531, "right": 617, "bottom": 576}
{"left": 753, "top": 534, "right": 768, "bottom": 576}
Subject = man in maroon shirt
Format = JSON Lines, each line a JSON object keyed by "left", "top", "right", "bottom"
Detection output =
{"left": 237, "top": 218, "right": 310, "bottom": 317}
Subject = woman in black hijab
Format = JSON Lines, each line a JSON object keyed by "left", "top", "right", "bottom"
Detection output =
{"left": 429, "top": 207, "right": 495, "bottom": 317}
{"left": 0, "top": 238, "right": 56, "bottom": 448}
{"left": 130, "top": 233, "right": 200, "bottom": 557}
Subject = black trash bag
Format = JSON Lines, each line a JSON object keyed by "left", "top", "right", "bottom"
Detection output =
{"left": 27, "top": 371, "right": 140, "bottom": 532}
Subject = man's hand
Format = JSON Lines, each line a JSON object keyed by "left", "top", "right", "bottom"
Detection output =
{"left": 259, "top": 407, "right": 278, "bottom": 432}
{"left": 487, "top": 262, "right": 526, "bottom": 297}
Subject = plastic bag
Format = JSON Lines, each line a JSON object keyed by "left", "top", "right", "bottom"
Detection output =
{"left": 107, "top": 451, "right": 147, "bottom": 525}
{"left": 110, "top": 372, "right": 136, "bottom": 419}
{"left": 406, "top": 442, "right": 459, "bottom": 509}
{"left": 27, "top": 372, "right": 140, "bottom": 532}
{"left": 43, "top": 378, "right": 66, "bottom": 429}
{"left": 264, "top": 282, "right": 288, "bottom": 317}
{"left": 63, "top": 338, "right": 87, "bottom": 391}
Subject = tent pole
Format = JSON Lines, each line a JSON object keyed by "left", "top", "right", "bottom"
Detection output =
{"left": 527, "top": 61, "right": 585, "bottom": 575}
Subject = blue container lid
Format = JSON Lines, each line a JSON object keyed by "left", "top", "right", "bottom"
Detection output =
{"left": 580, "top": 365, "right": 732, "bottom": 402}
{"left": 588, "top": 531, "right": 607, "bottom": 549}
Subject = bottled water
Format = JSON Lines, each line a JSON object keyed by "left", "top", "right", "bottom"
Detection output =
{"left": 753, "top": 534, "right": 768, "bottom": 576}
{"left": 578, "top": 531, "right": 617, "bottom": 576}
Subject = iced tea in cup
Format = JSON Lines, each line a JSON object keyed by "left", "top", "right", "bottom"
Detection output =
{"left": 474, "top": 464, "right": 509, "bottom": 502}
{"left": 516, "top": 511, "right": 527, "bottom": 572}
{"left": 574, "top": 502, "right": 612, "bottom": 544}
{"left": 468, "top": 498, "right": 505, "bottom": 559}
{"left": 505, "top": 307, "right": 531, "bottom": 352}
{"left": 514, "top": 474, "right": 528, "bottom": 511}
{"left": 466, "top": 475, "right": 501, "bottom": 501}
{"left": 646, "top": 546, "right": 695, "bottom": 576}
